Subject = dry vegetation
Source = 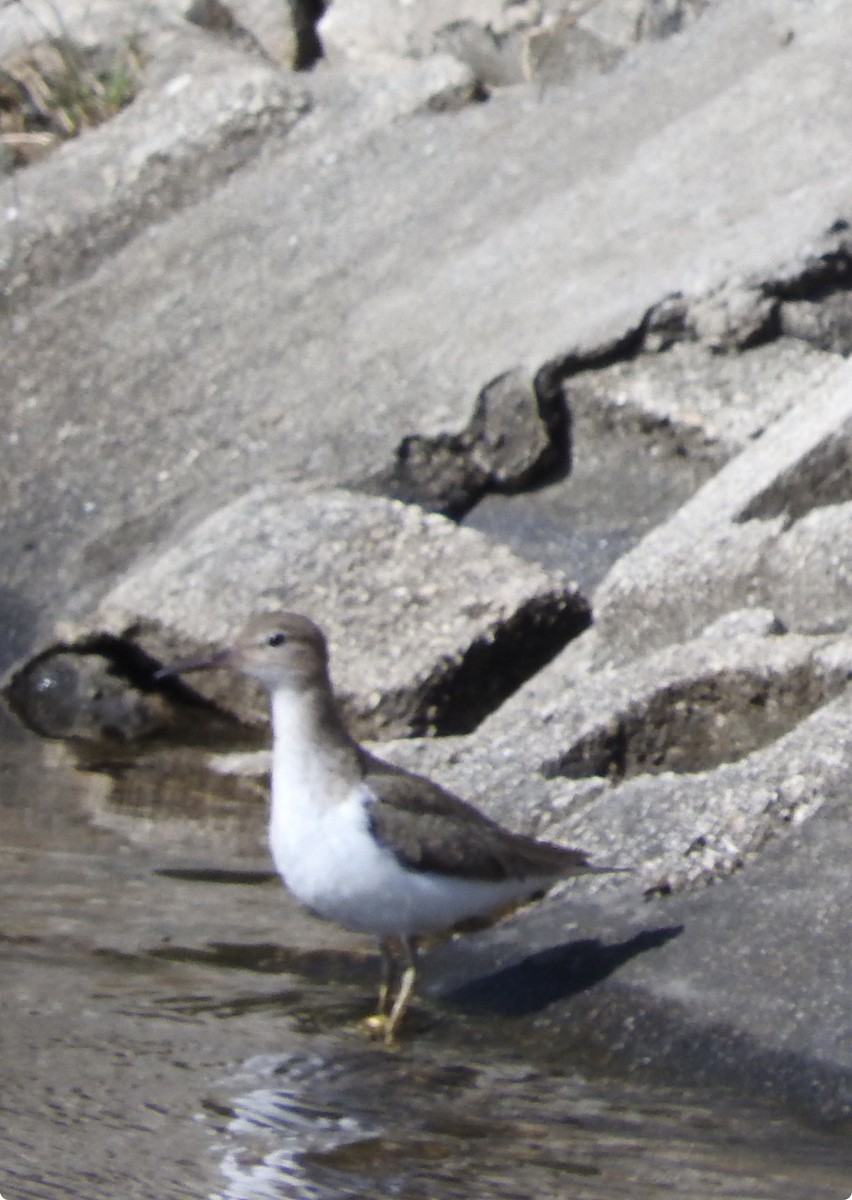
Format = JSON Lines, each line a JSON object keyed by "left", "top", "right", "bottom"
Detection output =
{"left": 0, "top": 6, "right": 141, "bottom": 170}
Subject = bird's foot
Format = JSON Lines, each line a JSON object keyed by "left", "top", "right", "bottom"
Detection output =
{"left": 360, "top": 1011, "right": 399, "bottom": 1046}
{"left": 363, "top": 946, "right": 417, "bottom": 1046}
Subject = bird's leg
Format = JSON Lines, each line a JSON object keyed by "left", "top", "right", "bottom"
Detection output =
{"left": 362, "top": 937, "right": 419, "bottom": 1044}
{"left": 362, "top": 937, "right": 401, "bottom": 1037}
{"left": 382, "top": 937, "right": 418, "bottom": 1045}
{"left": 375, "top": 937, "right": 399, "bottom": 1017}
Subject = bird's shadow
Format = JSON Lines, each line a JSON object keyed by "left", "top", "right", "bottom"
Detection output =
{"left": 441, "top": 925, "right": 683, "bottom": 1018}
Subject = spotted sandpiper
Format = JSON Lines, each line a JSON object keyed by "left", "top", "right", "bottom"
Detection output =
{"left": 160, "top": 612, "right": 617, "bottom": 1042}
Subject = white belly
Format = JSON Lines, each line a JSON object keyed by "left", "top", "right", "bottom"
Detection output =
{"left": 268, "top": 785, "right": 544, "bottom": 939}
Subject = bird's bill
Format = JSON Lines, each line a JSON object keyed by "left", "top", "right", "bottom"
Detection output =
{"left": 154, "top": 647, "right": 236, "bottom": 680}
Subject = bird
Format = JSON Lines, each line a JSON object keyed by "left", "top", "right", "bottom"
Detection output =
{"left": 159, "top": 611, "right": 618, "bottom": 1043}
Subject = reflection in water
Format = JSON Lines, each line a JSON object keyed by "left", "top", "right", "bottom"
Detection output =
{"left": 207, "top": 1041, "right": 852, "bottom": 1200}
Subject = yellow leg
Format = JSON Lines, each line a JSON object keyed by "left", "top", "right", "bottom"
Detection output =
{"left": 362, "top": 936, "right": 418, "bottom": 1044}
{"left": 384, "top": 958, "right": 416, "bottom": 1045}
{"left": 362, "top": 936, "right": 400, "bottom": 1038}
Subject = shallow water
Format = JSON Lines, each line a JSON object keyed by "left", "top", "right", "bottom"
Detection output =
{"left": 209, "top": 1044, "right": 852, "bottom": 1200}
{"left": 3, "top": 725, "right": 852, "bottom": 1200}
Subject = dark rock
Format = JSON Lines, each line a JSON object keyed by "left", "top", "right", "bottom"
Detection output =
{"left": 362, "top": 367, "right": 569, "bottom": 519}
{"left": 2, "top": 635, "right": 249, "bottom": 747}
{"left": 469, "top": 366, "right": 570, "bottom": 487}
{"left": 4, "top": 647, "right": 169, "bottom": 742}
{"left": 361, "top": 428, "right": 486, "bottom": 519}
{"left": 186, "top": 0, "right": 240, "bottom": 34}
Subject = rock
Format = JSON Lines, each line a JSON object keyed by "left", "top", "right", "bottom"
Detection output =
{"left": 579, "top": 0, "right": 711, "bottom": 47}
{"left": 640, "top": 281, "right": 782, "bottom": 353}
{"left": 319, "top": 1, "right": 625, "bottom": 88}
{"left": 432, "top": 20, "right": 524, "bottom": 88}
{"left": 185, "top": 0, "right": 243, "bottom": 36}
{"left": 635, "top": 0, "right": 711, "bottom": 41}
{"left": 187, "top": 0, "right": 324, "bottom": 68}
{"left": 543, "top": 650, "right": 852, "bottom": 890}
{"left": 47, "top": 485, "right": 590, "bottom": 740}
{"left": 362, "top": 429, "right": 487, "bottom": 518}
{"left": 7, "top": 0, "right": 852, "bottom": 657}
{"left": 591, "top": 354, "right": 852, "bottom": 663}
{"left": 685, "top": 282, "right": 778, "bottom": 351}
{"left": 4, "top": 646, "right": 170, "bottom": 742}
{"left": 468, "top": 366, "right": 568, "bottom": 485}
{"left": 361, "top": 366, "right": 569, "bottom": 517}
{"left": 378, "top": 610, "right": 852, "bottom": 1123}
{"left": 522, "top": 19, "right": 622, "bottom": 84}
{"left": 338, "top": 51, "right": 481, "bottom": 117}
{"left": 779, "top": 291, "right": 852, "bottom": 355}
{"left": 383, "top": 626, "right": 852, "bottom": 887}
{"left": 431, "top": 751, "right": 852, "bottom": 1120}
{"left": 566, "top": 338, "right": 836, "bottom": 468}
{"left": 318, "top": 0, "right": 537, "bottom": 64}
{"left": 763, "top": 502, "right": 852, "bottom": 634}
{"left": 700, "top": 606, "right": 785, "bottom": 639}
{"left": 317, "top": 0, "right": 711, "bottom": 75}
{"left": 0, "top": 26, "right": 309, "bottom": 301}
{"left": 317, "top": 0, "right": 410, "bottom": 60}
{"left": 5, "top": 0, "right": 852, "bottom": 1147}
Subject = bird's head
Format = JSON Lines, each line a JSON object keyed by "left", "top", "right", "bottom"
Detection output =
{"left": 157, "top": 611, "right": 330, "bottom": 692}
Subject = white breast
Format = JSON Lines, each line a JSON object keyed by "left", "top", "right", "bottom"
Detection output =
{"left": 267, "top": 686, "right": 550, "bottom": 938}
{"left": 269, "top": 779, "right": 550, "bottom": 939}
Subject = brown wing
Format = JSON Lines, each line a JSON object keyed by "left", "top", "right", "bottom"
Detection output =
{"left": 362, "top": 757, "right": 595, "bottom": 883}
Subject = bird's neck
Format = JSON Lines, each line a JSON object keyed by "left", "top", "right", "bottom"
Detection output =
{"left": 269, "top": 678, "right": 362, "bottom": 812}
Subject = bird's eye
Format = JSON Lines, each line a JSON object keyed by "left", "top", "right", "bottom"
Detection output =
{"left": 267, "top": 632, "right": 287, "bottom": 647}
